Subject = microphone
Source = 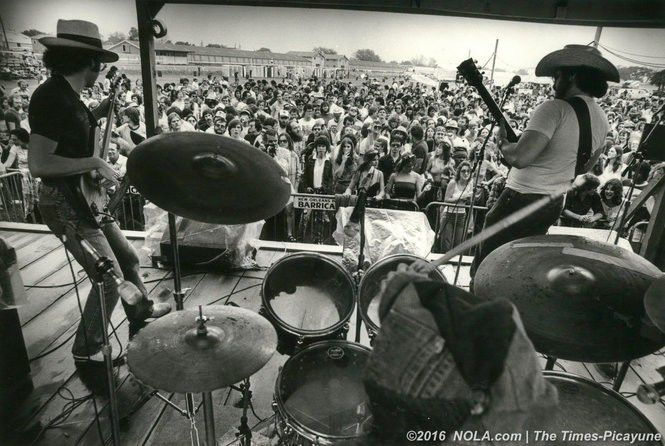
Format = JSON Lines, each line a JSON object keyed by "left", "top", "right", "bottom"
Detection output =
{"left": 78, "top": 238, "right": 142, "bottom": 305}
{"left": 506, "top": 75, "right": 521, "bottom": 90}
{"left": 637, "top": 366, "right": 665, "bottom": 404}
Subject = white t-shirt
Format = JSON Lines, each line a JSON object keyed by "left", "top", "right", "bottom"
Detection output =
{"left": 506, "top": 96, "right": 608, "bottom": 195}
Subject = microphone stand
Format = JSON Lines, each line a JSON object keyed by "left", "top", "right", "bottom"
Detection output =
{"left": 613, "top": 113, "right": 664, "bottom": 245}
{"left": 79, "top": 238, "right": 122, "bottom": 446}
{"left": 452, "top": 85, "right": 515, "bottom": 285}
{"left": 353, "top": 188, "right": 368, "bottom": 343}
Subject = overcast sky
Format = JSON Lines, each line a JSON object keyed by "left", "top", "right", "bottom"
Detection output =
{"left": 4, "top": 0, "right": 665, "bottom": 71}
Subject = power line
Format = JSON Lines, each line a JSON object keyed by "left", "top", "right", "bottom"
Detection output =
{"left": 601, "top": 44, "right": 665, "bottom": 60}
{"left": 600, "top": 44, "right": 665, "bottom": 69}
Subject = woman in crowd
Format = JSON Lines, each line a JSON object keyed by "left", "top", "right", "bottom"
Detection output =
{"left": 276, "top": 133, "right": 300, "bottom": 242}
{"left": 598, "top": 178, "right": 624, "bottom": 229}
{"left": 344, "top": 148, "right": 384, "bottom": 199}
{"left": 302, "top": 135, "right": 333, "bottom": 194}
{"left": 598, "top": 145, "right": 625, "bottom": 185}
{"left": 333, "top": 136, "right": 359, "bottom": 194}
{"left": 425, "top": 126, "right": 436, "bottom": 152}
{"left": 424, "top": 128, "right": 455, "bottom": 199}
{"left": 385, "top": 154, "right": 424, "bottom": 206}
{"left": 438, "top": 160, "right": 473, "bottom": 252}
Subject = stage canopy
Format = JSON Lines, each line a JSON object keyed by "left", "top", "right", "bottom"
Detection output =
{"left": 137, "top": 0, "right": 665, "bottom": 28}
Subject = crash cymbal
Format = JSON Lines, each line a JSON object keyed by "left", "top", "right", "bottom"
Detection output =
{"left": 645, "top": 275, "right": 665, "bottom": 333}
{"left": 127, "top": 305, "right": 277, "bottom": 393}
{"left": 127, "top": 132, "right": 291, "bottom": 224}
{"left": 474, "top": 234, "right": 665, "bottom": 363}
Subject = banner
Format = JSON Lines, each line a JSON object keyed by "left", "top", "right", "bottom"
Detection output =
{"left": 293, "top": 194, "right": 337, "bottom": 211}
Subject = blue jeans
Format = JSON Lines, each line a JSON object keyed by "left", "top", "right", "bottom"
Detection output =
{"left": 470, "top": 187, "right": 564, "bottom": 280}
{"left": 39, "top": 185, "right": 150, "bottom": 357}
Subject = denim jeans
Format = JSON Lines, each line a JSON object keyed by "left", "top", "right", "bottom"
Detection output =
{"left": 470, "top": 187, "right": 564, "bottom": 280}
{"left": 39, "top": 185, "right": 149, "bottom": 357}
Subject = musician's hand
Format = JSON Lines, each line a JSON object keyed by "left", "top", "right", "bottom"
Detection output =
{"left": 95, "top": 159, "right": 120, "bottom": 187}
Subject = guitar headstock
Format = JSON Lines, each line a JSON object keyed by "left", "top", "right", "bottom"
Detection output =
{"left": 457, "top": 58, "right": 484, "bottom": 89}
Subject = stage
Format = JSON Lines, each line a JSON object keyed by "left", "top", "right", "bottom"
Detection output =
{"left": 2, "top": 223, "right": 664, "bottom": 445}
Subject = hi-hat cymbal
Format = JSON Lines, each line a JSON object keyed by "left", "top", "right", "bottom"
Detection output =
{"left": 645, "top": 275, "right": 665, "bottom": 333}
{"left": 474, "top": 234, "right": 665, "bottom": 363}
{"left": 127, "top": 132, "right": 291, "bottom": 224}
{"left": 127, "top": 305, "right": 277, "bottom": 393}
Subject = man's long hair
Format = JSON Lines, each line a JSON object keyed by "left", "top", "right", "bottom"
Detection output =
{"left": 562, "top": 67, "right": 609, "bottom": 98}
{"left": 43, "top": 48, "right": 96, "bottom": 76}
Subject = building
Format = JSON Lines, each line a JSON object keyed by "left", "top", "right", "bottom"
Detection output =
{"left": 287, "top": 51, "right": 326, "bottom": 76}
{"left": 2, "top": 31, "right": 32, "bottom": 52}
{"left": 29, "top": 33, "right": 50, "bottom": 57}
{"left": 104, "top": 40, "right": 191, "bottom": 65}
{"left": 322, "top": 53, "right": 350, "bottom": 74}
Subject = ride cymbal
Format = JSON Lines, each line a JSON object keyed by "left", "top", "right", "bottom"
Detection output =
{"left": 474, "top": 234, "right": 665, "bottom": 363}
{"left": 127, "top": 132, "right": 291, "bottom": 224}
{"left": 127, "top": 305, "right": 277, "bottom": 393}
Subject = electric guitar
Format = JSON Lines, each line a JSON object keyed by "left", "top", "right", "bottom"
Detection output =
{"left": 456, "top": 58, "right": 519, "bottom": 167}
{"left": 78, "top": 69, "right": 123, "bottom": 222}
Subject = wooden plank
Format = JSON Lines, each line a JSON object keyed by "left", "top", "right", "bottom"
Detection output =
{"left": 1, "top": 231, "right": 42, "bottom": 249}
{"left": 16, "top": 234, "right": 63, "bottom": 269}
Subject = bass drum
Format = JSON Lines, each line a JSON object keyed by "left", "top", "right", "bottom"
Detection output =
{"left": 274, "top": 341, "right": 373, "bottom": 445}
{"left": 261, "top": 253, "right": 356, "bottom": 355}
{"left": 358, "top": 254, "right": 446, "bottom": 341}
{"left": 528, "top": 371, "right": 661, "bottom": 445}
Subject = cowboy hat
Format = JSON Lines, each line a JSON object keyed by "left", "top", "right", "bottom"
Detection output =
{"left": 535, "top": 44, "right": 619, "bottom": 83}
{"left": 39, "top": 19, "right": 119, "bottom": 63}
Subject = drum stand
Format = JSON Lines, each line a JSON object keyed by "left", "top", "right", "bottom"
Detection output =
{"left": 146, "top": 214, "right": 217, "bottom": 446}
{"left": 543, "top": 356, "right": 630, "bottom": 391}
{"left": 228, "top": 378, "right": 253, "bottom": 446}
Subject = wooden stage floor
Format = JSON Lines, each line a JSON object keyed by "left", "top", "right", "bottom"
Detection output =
{"left": 1, "top": 226, "right": 664, "bottom": 445}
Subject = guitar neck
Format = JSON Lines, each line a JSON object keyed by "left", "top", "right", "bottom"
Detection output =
{"left": 475, "top": 84, "right": 518, "bottom": 143}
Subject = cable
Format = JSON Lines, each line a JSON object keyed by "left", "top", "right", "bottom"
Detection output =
{"left": 600, "top": 44, "right": 665, "bottom": 60}
{"left": 29, "top": 331, "right": 77, "bottom": 363}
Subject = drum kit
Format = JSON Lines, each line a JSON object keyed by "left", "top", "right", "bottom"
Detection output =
{"left": 110, "top": 132, "right": 665, "bottom": 445}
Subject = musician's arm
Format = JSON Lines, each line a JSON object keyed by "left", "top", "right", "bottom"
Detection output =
{"left": 28, "top": 134, "right": 103, "bottom": 178}
{"left": 499, "top": 130, "right": 550, "bottom": 169}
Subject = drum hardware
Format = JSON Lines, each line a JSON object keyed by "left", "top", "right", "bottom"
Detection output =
{"left": 645, "top": 274, "right": 665, "bottom": 333}
{"left": 637, "top": 366, "right": 665, "bottom": 404}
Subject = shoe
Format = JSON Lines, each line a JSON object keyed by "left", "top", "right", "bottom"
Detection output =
{"left": 594, "top": 362, "right": 618, "bottom": 380}
{"left": 75, "top": 360, "right": 119, "bottom": 397}
{"left": 128, "top": 301, "right": 172, "bottom": 339}
{"left": 287, "top": 235, "right": 297, "bottom": 242}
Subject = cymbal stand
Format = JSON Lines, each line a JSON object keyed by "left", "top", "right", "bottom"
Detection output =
{"left": 354, "top": 189, "right": 368, "bottom": 343}
{"left": 231, "top": 378, "right": 253, "bottom": 446}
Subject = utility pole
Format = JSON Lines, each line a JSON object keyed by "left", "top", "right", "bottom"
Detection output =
{"left": 0, "top": 14, "right": 9, "bottom": 51}
{"left": 490, "top": 39, "right": 498, "bottom": 82}
{"left": 593, "top": 26, "right": 603, "bottom": 48}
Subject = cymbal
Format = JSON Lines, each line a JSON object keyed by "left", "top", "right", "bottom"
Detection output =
{"left": 127, "top": 305, "right": 277, "bottom": 393}
{"left": 474, "top": 234, "right": 665, "bottom": 363}
{"left": 127, "top": 132, "right": 291, "bottom": 224}
{"left": 645, "top": 274, "right": 665, "bottom": 333}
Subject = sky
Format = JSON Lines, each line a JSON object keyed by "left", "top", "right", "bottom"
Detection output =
{"left": 3, "top": 0, "right": 665, "bottom": 72}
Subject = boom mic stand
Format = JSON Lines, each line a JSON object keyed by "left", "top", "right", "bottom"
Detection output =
{"left": 452, "top": 84, "right": 515, "bottom": 285}
{"left": 612, "top": 113, "right": 665, "bottom": 245}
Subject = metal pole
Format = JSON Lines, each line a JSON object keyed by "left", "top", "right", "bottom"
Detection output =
{"left": 593, "top": 27, "right": 603, "bottom": 48}
{"left": 490, "top": 39, "right": 498, "bottom": 82}
{"left": 97, "top": 279, "right": 121, "bottom": 446}
{"left": 202, "top": 392, "right": 216, "bottom": 445}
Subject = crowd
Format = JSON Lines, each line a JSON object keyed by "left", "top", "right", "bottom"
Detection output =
{"left": 1, "top": 67, "right": 664, "bottom": 249}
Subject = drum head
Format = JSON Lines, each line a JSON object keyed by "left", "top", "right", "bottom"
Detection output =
{"left": 529, "top": 372, "right": 660, "bottom": 444}
{"left": 359, "top": 254, "right": 446, "bottom": 333}
{"left": 276, "top": 341, "right": 373, "bottom": 440}
{"left": 262, "top": 253, "right": 355, "bottom": 337}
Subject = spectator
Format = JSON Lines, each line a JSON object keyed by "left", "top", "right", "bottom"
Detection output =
{"left": 560, "top": 174, "right": 603, "bottom": 227}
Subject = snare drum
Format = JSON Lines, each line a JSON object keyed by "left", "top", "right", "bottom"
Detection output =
{"left": 274, "top": 341, "right": 373, "bottom": 445}
{"left": 527, "top": 372, "right": 661, "bottom": 445}
{"left": 261, "top": 253, "right": 356, "bottom": 355}
{"left": 358, "top": 254, "right": 446, "bottom": 341}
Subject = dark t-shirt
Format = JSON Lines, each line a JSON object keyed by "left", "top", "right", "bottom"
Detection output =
{"left": 412, "top": 140, "right": 429, "bottom": 174}
{"left": 561, "top": 190, "right": 603, "bottom": 226}
{"left": 4, "top": 109, "right": 21, "bottom": 130}
{"left": 29, "top": 74, "right": 98, "bottom": 223}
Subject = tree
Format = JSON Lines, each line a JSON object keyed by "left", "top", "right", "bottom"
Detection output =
{"left": 107, "top": 32, "right": 127, "bottom": 44}
{"left": 22, "top": 29, "right": 46, "bottom": 37}
{"left": 257, "top": 47, "right": 271, "bottom": 52}
{"left": 314, "top": 47, "right": 337, "bottom": 55}
{"left": 400, "top": 60, "right": 413, "bottom": 65}
{"left": 354, "top": 49, "right": 382, "bottom": 62}
{"left": 206, "top": 43, "right": 223, "bottom": 48}
{"left": 175, "top": 41, "right": 192, "bottom": 46}
{"left": 651, "top": 69, "right": 665, "bottom": 92}
{"left": 128, "top": 27, "right": 139, "bottom": 40}
{"left": 618, "top": 66, "right": 654, "bottom": 82}
{"left": 516, "top": 68, "right": 529, "bottom": 76}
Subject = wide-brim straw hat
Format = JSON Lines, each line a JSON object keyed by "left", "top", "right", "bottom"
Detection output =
{"left": 39, "top": 19, "right": 119, "bottom": 63}
{"left": 535, "top": 44, "right": 619, "bottom": 83}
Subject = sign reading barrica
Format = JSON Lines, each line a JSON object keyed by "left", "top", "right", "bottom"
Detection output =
{"left": 293, "top": 194, "right": 337, "bottom": 211}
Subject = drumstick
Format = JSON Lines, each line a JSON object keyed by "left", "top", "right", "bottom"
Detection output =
{"left": 430, "top": 181, "right": 578, "bottom": 268}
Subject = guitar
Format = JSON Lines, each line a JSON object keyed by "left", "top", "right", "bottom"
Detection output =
{"left": 78, "top": 69, "right": 123, "bottom": 221}
{"left": 456, "top": 58, "right": 519, "bottom": 167}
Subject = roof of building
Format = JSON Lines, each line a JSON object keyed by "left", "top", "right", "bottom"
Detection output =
{"left": 5, "top": 31, "right": 32, "bottom": 45}
{"left": 349, "top": 59, "right": 404, "bottom": 70}
{"left": 287, "top": 51, "right": 321, "bottom": 58}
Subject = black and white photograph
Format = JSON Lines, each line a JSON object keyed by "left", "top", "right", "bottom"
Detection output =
{"left": 1, "top": 0, "right": 665, "bottom": 444}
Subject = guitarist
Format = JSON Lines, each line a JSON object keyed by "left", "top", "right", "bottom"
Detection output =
{"left": 28, "top": 20, "right": 171, "bottom": 394}
{"left": 470, "top": 45, "right": 619, "bottom": 282}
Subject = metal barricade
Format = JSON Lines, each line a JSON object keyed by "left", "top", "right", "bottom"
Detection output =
{"left": 292, "top": 192, "right": 337, "bottom": 244}
{"left": 110, "top": 185, "right": 146, "bottom": 231}
{"left": 0, "top": 170, "right": 35, "bottom": 223}
{"left": 425, "top": 201, "right": 488, "bottom": 254}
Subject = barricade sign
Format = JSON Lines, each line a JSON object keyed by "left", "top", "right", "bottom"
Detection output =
{"left": 293, "top": 194, "right": 336, "bottom": 211}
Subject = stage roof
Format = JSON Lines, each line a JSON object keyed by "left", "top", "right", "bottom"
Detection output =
{"left": 137, "top": 0, "right": 665, "bottom": 28}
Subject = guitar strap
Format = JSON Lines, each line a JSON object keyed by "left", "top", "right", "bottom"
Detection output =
{"left": 565, "top": 97, "right": 593, "bottom": 178}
